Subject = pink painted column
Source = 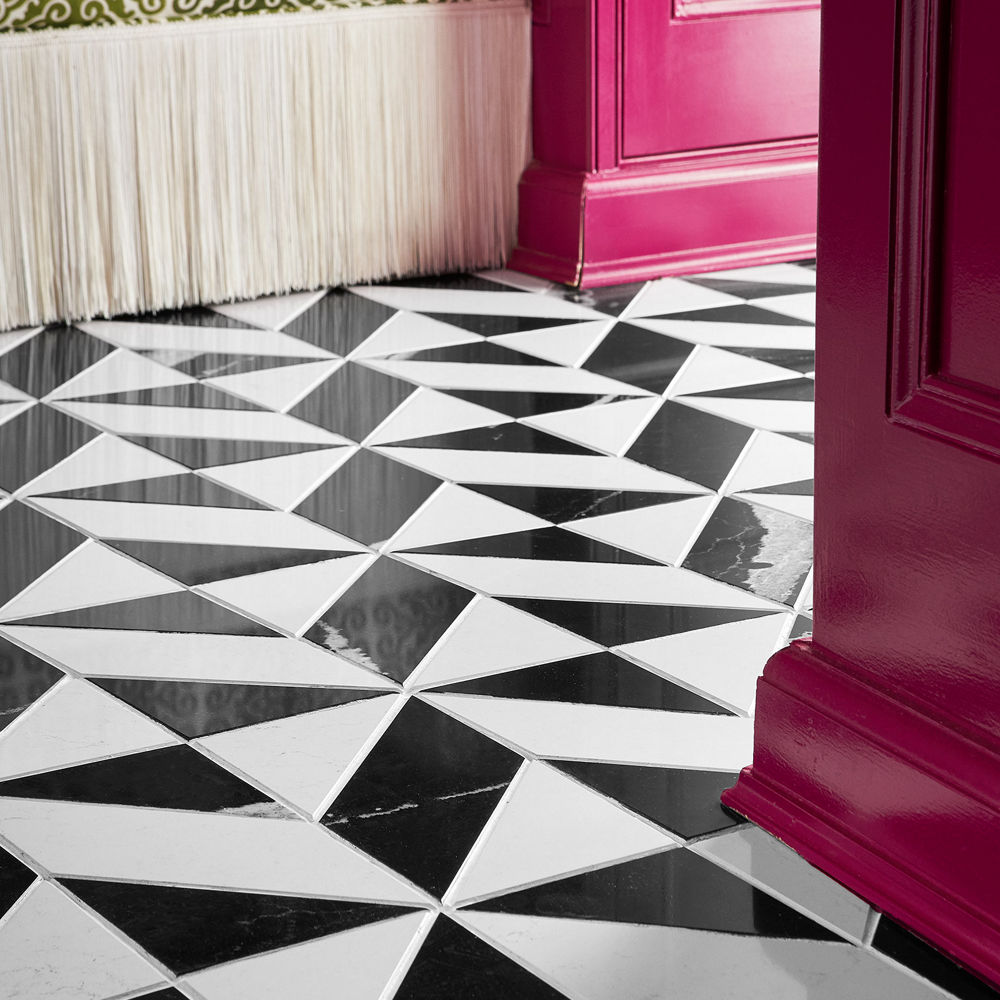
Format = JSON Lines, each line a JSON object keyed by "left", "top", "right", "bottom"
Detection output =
{"left": 509, "top": 0, "right": 821, "bottom": 287}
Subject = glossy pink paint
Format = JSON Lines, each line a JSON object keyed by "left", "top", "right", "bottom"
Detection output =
{"left": 509, "top": 0, "right": 820, "bottom": 287}
{"left": 724, "top": 0, "right": 1000, "bottom": 988}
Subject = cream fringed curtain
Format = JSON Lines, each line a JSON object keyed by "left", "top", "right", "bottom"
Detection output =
{"left": 0, "top": 1, "right": 531, "bottom": 330}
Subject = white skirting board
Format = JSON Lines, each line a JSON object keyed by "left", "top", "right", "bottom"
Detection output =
{"left": 0, "top": 1, "right": 531, "bottom": 330}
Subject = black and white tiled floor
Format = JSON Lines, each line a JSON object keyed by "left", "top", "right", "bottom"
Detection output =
{"left": 0, "top": 263, "right": 993, "bottom": 999}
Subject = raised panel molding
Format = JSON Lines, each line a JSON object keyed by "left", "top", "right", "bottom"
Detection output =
{"left": 673, "top": 0, "right": 818, "bottom": 19}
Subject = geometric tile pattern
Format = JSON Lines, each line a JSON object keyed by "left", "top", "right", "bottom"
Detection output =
{"left": 0, "top": 262, "right": 981, "bottom": 998}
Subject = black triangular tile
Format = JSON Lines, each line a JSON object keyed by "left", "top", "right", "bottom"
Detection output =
{"left": 439, "top": 390, "right": 630, "bottom": 419}
{"left": 93, "top": 679, "right": 382, "bottom": 738}
{"left": 468, "top": 849, "right": 841, "bottom": 941}
{"left": 0, "top": 326, "right": 113, "bottom": 398}
{"left": 384, "top": 273, "right": 513, "bottom": 293}
{"left": 126, "top": 436, "right": 333, "bottom": 470}
{"left": 0, "top": 502, "right": 86, "bottom": 604}
{"left": 305, "top": 557, "right": 474, "bottom": 683}
{"left": 420, "top": 313, "right": 578, "bottom": 339}
{"left": 0, "top": 635, "right": 65, "bottom": 733}
{"left": 403, "top": 526, "right": 660, "bottom": 565}
{"left": 501, "top": 598, "right": 774, "bottom": 647}
{"left": 751, "top": 478, "right": 814, "bottom": 496}
{"left": 382, "top": 340, "right": 558, "bottom": 366}
{"left": 550, "top": 761, "right": 746, "bottom": 838}
{"left": 463, "top": 485, "right": 695, "bottom": 523}
{"left": 650, "top": 303, "right": 813, "bottom": 326}
{"left": 720, "top": 346, "right": 815, "bottom": 374}
{"left": 62, "top": 879, "right": 416, "bottom": 975}
{"left": 129, "top": 990, "right": 188, "bottom": 1000}
{"left": 44, "top": 473, "right": 267, "bottom": 509}
{"left": 394, "top": 915, "right": 570, "bottom": 1000}
{"left": 0, "top": 405, "right": 99, "bottom": 492}
{"left": 106, "top": 540, "right": 352, "bottom": 586}
{"left": 295, "top": 450, "right": 440, "bottom": 545}
{"left": 283, "top": 289, "right": 397, "bottom": 355}
{"left": 780, "top": 431, "right": 815, "bottom": 445}
{"left": 290, "top": 362, "right": 415, "bottom": 441}
{"left": 561, "top": 281, "right": 647, "bottom": 317}
{"left": 383, "top": 423, "right": 597, "bottom": 455}
{"left": 65, "top": 383, "right": 264, "bottom": 410}
{"left": 322, "top": 699, "right": 522, "bottom": 896}
{"left": 0, "top": 845, "right": 36, "bottom": 916}
{"left": 690, "top": 377, "right": 814, "bottom": 402}
{"left": 626, "top": 400, "right": 753, "bottom": 489}
{"left": 115, "top": 306, "right": 257, "bottom": 330}
{"left": 686, "top": 278, "right": 815, "bottom": 299}
{"left": 0, "top": 744, "right": 277, "bottom": 812}
{"left": 581, "top": 323, "right": 695, "bottom": 393}
{"left": 12, "top": 591, "right": 279, "bottom": 635}
{"left": 430, "top": 651, "right": 731, "bottom": 714}
{"left": 789, "top": 615, "right": 813, "bottom": 639}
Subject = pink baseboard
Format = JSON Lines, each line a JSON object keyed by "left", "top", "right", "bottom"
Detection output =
{"left": 723, "top": 639, "right": 1000, "bottom": 989}
{"left": 509, "top": 144, "right": 817, "bottom": 288}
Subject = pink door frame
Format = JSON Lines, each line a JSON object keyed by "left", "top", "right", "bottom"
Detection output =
{"left": 509, "top": 0, "right": 821, "bottom": 287}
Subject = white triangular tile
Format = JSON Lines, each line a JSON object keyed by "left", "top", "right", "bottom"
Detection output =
{"left": 0, "top": 882, "right": 163, "bottom": 1000}
{"left": 523, "top": 397, "right": 661, "bottom": 456}
{"left": 750, "top": 291, "right": 816, "bottom": 323}
{"left": 565, "top": 495, "right": 717, "bottom": 566}
{"left": 21, "top": 435, "right": 188, "bottom": 497}
{"left": 0, "top": 679, "right": 179, "bottom": 780}
{"left": 668, "top": 346, "right": 803, "bottom": 398}
{"left": 0, "top": 542, "right": 181, "bottom": 621}
{"left": 411, "top": 598, "right": 599, "bottom": 689}
{"left": 198, "top": 554, "right": 373, "bottom": 634}
{"left": 197, "top": 694, "right": 399, "bottom": 815}
{"left": 491, "top": 320, "right": 612, "bottom": 366}
{"left": 201, "top": 447, "right": 355, "bottom": 510}
{"left": 352, "top": 311, "right": 483, "bottom": 359}
{"left": 693, "top": 263, "right": 817, "bottom": 285}
{"left": 366, "top": 390, "right": 511, "bottom": 446}
{"left": 675, "top": 396, "right": 814, "bottom": 433}
{"left": 734, "top": 492, "right": 813, "bottom": 521}
{"left": 451, "top": 762, "right": 674, "bottom": 903}
{"left": 211, "top": 290, "right": 327, "bottom": 331}
{"left": 186, "top": 911, "right": 427, "bottom": 1000}
{"left": 0, "top": 401, "right": 33, "bottom": 426}
{"left": 387, "top": 485, "right": 548, "bottom": 552}
{"left": 628, "top": 317, "right": 815, "bottom": 350}
{"left": 616, "top": 613, "right": 790, "bottom": 714}
{"left": 205, "top": 359, "right": 342, "bottom": 413}
{"left": 349, "top": 286, "right": 603, "bottom": 320}
{"left": 48, "top": 348, "right": 193, "bottom": 401}
{"left": 626, "top": 278, "right": 743, "bottom": 319}
{"left": 725, "top": 430, "right": 813, "bottom": 494}
{"left": 0, "top": 379, "right": 33, "bottom": 401}
{"left": 2, "top": 627, "right": 395, "bottom": 689}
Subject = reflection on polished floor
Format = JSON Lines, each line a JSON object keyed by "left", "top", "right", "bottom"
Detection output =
{"left": 0, "top": 262, "right": 991, "bottom": 999}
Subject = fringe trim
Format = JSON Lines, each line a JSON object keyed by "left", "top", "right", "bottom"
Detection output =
{"left": 0, "top": 0, "right": 531, "bottom": 329}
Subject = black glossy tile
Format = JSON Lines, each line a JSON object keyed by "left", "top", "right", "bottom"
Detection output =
{"left": 651, "top": 303, "right": 813, "bottom": 326}
{"left": 782, "top": 431, "right": 816, "bottom": 445}
{"left": 469, "top": 848, "right": 841, "bottom": 941}
{"left": 752, "top": 478, "right": 814, "bottom": 496}
{"left": 165, "top": 353, "right": 320, "bottom": 379}
{"left": 295, "top": 450, "right": 440, "bottom": 545}
{"left": 561, "top": 281, "right": 647, "bottom": 317}
{"left": 384, "top": 273, "right": 513, "bottom": 293}
{"left": 0, "top": 845, "right": 36, "bottom": 916}
{"left": 722, "top": 346, "right": 815, "bottom": 374}
{"left": 395, "top": 915, "right": 570, "bottom": 1000}
{"left": 323, "top": 698, "right": 522, "bottom": 896}
{"left": 430, "top": 651, "right": 731, "bottom": 714}
{"left": 108, "top": 540, "right": 351, "bottom": 586}
{"left": 501, "top": 598, "right": 774, "bottom": 646}
{"left": 305, "top": 557, "right": 474, "bottom": 683}
{"left": 383, "top": 340, "right": 557, "bottom": 366}
{"left": 384, "top": 423, "right": 596, "bottom": 455}
{"left": 404, "top": 526, "right": 659, "bottom": 565}
{"left": 873, "top": 917, "right": 1000, "bottom": 1000}
{"left": 420, "top": 313, "right": 579, "bottom": 339}
{"left": 464, "top": 484, "right": 695, "bottom": 523}
{"left": 46, "top": 473, "right": 266, "bottom": 508}
{"left": 0, "top": 744, "right": 276, "bottom": 812}
{"left": 0, "top": 636, "right": 64, "bottom": 733}
{"left": 551, "top": 761, "right": 745, "bottom": 838}
{"left": 63, "top": 879, "right": 415, "bottom": 975}
{"left": 282, "top": 289, "right": 397, "bottom": 355}
{"left": 0, "top": 502, "right": 86, "bottom": 605}
{"left": 93, "top": 680, "right": 381, "bottom": 739}
{"left": 440, "top": 390, "right": 631, "bottom": 419}
{"left": 115, "top": 306, "right": 257, "bottom": 330}
{"left": 789, "top": 614, "right": 813, "bottom": 639}
{"left": 0, "top": 326, "right": 113, "bottom": 397}
{"left": 682, "top": 497, "right": 812, "bottom": 605}
{"left": 127, "top": 436, "right": 333, "bottom": 470}
{"left": 686, "top": 278, "right": 815, "bottom": 299}
{"left": 691, "top": 377, "right": 815, "bottom": 402}
{"left": 13, "top": 591, "right": 279, "bottom": 635}
{"left": 290, "top": 362, "right": 415, "bottom": 442}
{"left": 0, "top": 404, "right": 99, "bottom": 491}
{"left": 581, "top": 323, "right": 695, "bottom": 393}
{"left": 68, "top": 384, "right": 263, "bottom": 409}
{"left": 626, "top": 400, "right": 753, "bottom": 489}
{"left": 129, "top": 990, "right": 188, "bottom": 1000}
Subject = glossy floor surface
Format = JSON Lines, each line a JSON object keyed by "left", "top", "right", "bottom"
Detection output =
{"left": 0, "top": 263, "right": 993, "bottom": 1000}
